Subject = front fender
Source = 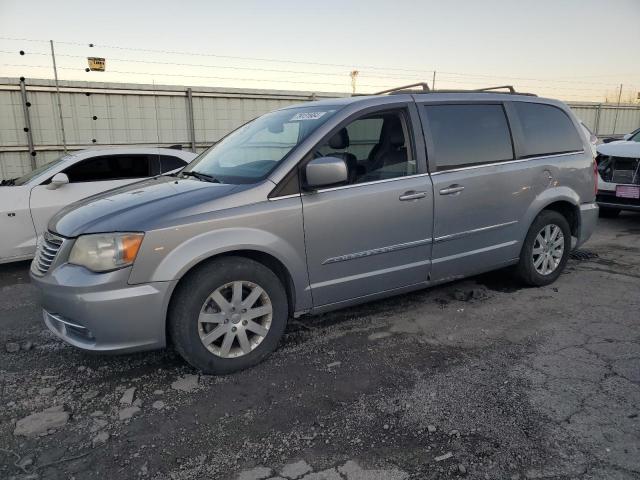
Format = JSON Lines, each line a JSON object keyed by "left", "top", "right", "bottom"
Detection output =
{"left": 129, "top": 226, "right": 312, "bottom": 312}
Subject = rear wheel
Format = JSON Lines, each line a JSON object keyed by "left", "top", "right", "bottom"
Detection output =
{"left": 516, "top": 210, "right": 571, "bottom": 286}
{"left": 599, "top": 207, "right": 620, "bottom": 218}
{"left": 168, "top": 257, "right": 288, "bottom": 374}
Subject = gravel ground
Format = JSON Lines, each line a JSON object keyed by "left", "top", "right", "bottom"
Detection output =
{"left": 1, "top": 214, "right": 639, "bottom": 480}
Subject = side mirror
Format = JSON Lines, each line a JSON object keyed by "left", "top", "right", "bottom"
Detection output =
{"left": 304, "top": 157, "right": 348, "bottom": 189}
{"left": 47, "top": 173, "right": 69, "bottom": 190}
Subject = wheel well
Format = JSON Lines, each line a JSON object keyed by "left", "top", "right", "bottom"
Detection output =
{"left": 168, "top": 250, "right": 296, "bottom": 322}
{"left": 543, "top": 201, "right": 579, "bottom": 238}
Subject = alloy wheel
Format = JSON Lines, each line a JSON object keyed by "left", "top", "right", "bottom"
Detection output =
{"left": 532, "top": 224, "right": 565, "bottom": 276}
{"left": 198, "top": 281, "right": 273, "bottom": 358}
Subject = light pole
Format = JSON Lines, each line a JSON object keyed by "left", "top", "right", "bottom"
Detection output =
{"left": 350, "top": 70, "right": 359, "bottom": 95}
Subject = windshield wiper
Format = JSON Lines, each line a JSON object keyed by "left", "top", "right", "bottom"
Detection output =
{"left": 1, "top": 178, "right": 17, "bottom": 186}
{"left": 180, "top": 171, "right": 221, "bottom": 183}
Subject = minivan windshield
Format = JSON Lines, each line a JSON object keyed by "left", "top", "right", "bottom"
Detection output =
{"left": 184, "top": 105, "right": 340, "bottom": 184}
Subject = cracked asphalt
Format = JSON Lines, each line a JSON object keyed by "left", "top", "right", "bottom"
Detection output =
{"left": 1, "top": 214, "right": 639, "bottom": 480}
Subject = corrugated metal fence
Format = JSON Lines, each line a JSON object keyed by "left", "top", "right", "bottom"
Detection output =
{"left": 2, "top": 77, "right": 639, "bottom": 180}
{"left": 0, "top": 77, "right": 340, "bottom": 180}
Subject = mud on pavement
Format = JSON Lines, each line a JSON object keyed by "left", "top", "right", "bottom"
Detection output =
{"left": 1, "top": 215, "right": 639, "bottom": 480}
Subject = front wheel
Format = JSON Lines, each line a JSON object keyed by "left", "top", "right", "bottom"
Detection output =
{"left": 516, "top": 210, "right": 571, "bottom": 286}
{"left": 168, "top": 257, "right": 288, "bottom": 374}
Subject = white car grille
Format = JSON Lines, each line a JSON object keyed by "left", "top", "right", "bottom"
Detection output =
{"left": 31, "top": 232, "right": 64, "bottom": 276}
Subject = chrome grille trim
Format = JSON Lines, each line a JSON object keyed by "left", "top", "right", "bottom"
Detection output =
{"left": 31, "top": 232, "right": 64, "bottom": 276}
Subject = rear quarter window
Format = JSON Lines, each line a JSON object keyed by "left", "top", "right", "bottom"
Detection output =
{"left": 160, "top": 155, "right": 187, "bottom": 173}
{"left": 424, "top": 104, "right": 514, "bottom": 171}
{"left": 513, "top": 102, "right": 583, "bottom": 157}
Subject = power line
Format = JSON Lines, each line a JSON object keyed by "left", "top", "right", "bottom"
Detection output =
{"left": 2, "top": 37, "right": 638, "bottom": 94}
{"left": 6, "top": 50, "right": 639, "bottom": 93}
{"left": 0, "top": 49, "right": 434, "bottom": 81}
{"left": 6, "top": 63, "right": 622, "bottom": 95}
{"left": 0, "top": 36, "right": 436, "bottom": 75}
{"left": 1, "top": 37, "right": 637, "bottom": 100}
{"left": 437, "top": 70, "right": 630, "bottom": 87}
{"left": 1, "top": 63, "right": 397, "bottom": 89}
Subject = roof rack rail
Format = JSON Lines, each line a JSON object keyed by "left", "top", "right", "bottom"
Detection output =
{"left": 373, "top": 83, "right": 536, "bottom": 96}
{"left": 374, "top": 82, "right": 430, "bottom": 95}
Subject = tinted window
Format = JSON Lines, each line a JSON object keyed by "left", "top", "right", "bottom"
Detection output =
{"left": 425, "top": 104, "right": 513, "bottom": 171}
{"left": 63, "top": 154, "right": 150, "bottom": 182}
{"left": 160, "top": 155, "right": 187, "bottom": 173}
{"left": 513, "top": 102, "right": 583, "bottom": 157}
{"left": 315, "top": 109, "right": 416, "bottom": 184}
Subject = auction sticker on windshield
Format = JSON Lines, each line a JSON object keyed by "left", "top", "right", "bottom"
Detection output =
{"left": 616, "top": 185, "right": 640, "bottom": 199}
{"left": 290, "top": 111, "right": 327, "bottom": 121}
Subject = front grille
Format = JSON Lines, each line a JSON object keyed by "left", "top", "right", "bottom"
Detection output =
{"left": 31, "top": 232, "right": 64, "bottom": 276}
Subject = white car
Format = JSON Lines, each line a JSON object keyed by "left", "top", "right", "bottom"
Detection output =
{"left": 601, "top": 127, "right": 640, "bottom": 144}
{"left": 596, "top": 138, "right": 640, "bottom": 217}
{"left": 0, "top": 147, "right": 197, "bottom": 263}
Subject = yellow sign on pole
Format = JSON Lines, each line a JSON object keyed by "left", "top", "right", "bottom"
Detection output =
{"left": 87, "top": 57, "right": 106, "bottom": 72}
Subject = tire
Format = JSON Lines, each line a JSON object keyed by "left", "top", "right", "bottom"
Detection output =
{"left": 168, "top": 256, "right": 288, "bottom": 374}
{"left": 515, "top": 210, "right": 571, "bottom": 287}
{"left": 599, "top": 207, "right": 621, "bottom": 218}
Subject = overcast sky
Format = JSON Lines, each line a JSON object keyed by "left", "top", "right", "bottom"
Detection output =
{"left": 1, "top": 0, "right": 639, "bottom": 101}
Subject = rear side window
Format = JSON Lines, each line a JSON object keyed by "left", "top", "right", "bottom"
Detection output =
{"left": 513, "top": 102, "right": 583, "bottom": 157}
{"left": 63, "top": 154, "right": 151, "bottom": 182}
{"left": 160, "top": 155, "right": 187, "bottom": 173}
{"left": 424, "top": 104, "right": 513, "bottom": 171}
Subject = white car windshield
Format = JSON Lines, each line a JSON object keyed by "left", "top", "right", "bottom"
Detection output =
{"left": 183, "top": 105, "right": 340, "bottom": 184}
{"left": 13, "top": 155, "right": 71, "bottom": 186}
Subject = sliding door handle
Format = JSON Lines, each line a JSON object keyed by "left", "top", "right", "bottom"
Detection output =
{"left": 399, "top": 191, "right": 427, "bottom": 201}
{"left": 439, "top": 185, "right": 465, "bottom": 195}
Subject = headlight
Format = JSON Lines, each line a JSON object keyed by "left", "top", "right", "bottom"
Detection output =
{"left": 69, "top": 233, "right": 144, "bottom": 272}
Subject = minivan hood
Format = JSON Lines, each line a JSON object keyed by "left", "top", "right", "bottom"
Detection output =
{"left": 50, "top": 176, "right": 248, "bottom": 237}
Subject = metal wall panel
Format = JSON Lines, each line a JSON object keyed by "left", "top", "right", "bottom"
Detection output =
{"left": 2, "top": 77, "right": 639, "bottom": 180}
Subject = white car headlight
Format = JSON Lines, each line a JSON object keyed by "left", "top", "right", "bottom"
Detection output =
{"left": 69, "top": 233, "right": 144, "bottom": 272}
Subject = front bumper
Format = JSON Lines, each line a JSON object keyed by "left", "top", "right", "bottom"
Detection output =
{"left": 31, "top": 263, "right": 175, "bottom": 353}
{"left": 576, "top": 202, "right": 599, "bottom": 248}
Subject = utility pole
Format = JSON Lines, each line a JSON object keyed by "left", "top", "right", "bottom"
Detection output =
{"left": 50, "top": 40, "right": 67, "bottom": 152}
{"left": 432, "top": 70, "right": 436, "bottom": 90}
{"left": 350, "top": 70, "right": 359, "bottom": 95}
{"left": 612, "top": 83, "right": 623, "bottom": 135}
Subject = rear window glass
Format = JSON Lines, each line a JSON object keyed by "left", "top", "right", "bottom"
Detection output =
{"left": 513, "top": 102, "right": 583, "bottom": 157}
{"left": 424, "top": 104, "right": 513, "bottom": 171}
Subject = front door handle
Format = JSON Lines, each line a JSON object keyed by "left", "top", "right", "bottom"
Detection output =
{"left": 399, "top": 190, "right": 427, "bottom": 201}
{"left": 439, "top": 184, "right": 465, "bottom": 195}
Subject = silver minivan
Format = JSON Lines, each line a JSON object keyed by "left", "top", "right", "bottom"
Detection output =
{"left": 31, "top": 85, "right": 599, "bottom": 373}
